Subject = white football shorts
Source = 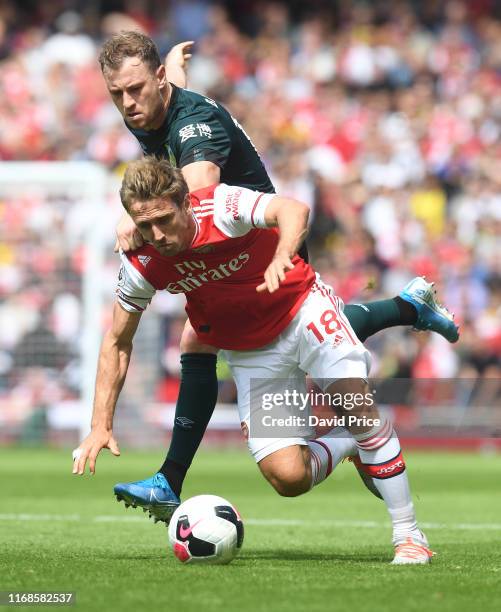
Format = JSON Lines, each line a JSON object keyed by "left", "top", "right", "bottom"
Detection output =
{"left": 222, "top": 275, "right": 371, "bottom": 462}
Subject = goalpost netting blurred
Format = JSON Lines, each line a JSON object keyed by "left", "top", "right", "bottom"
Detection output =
{"left": 0, "top": 162, "right": 219, "bottom": 448}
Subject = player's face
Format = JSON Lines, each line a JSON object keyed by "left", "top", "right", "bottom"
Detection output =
{"left": 104, "top": 57, "right": 168, "bottom": 130}
{"left": 129, "top": 196, "right": 195, "bottom": 256}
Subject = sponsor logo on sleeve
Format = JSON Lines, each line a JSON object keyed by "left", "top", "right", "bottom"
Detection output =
{"left": 225, "top": 188, "right": 242, "bottom": 220}
{"left": 179, "top": 124, "right": 197, "bottom": 142}
{"left": 196, "top": 123, "right": 212, "bottom": 138}
{"left": 179, "top": 123, "right": 213, "bottom": 143}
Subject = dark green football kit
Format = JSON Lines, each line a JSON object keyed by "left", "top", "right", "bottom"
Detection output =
{"left": 127, "top": 85, "right": 274, "bottom": 193}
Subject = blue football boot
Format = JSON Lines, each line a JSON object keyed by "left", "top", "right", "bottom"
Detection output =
{"left": 114, "top": 472, "right": 180, "bottom": 524}
{"left": 400, "top": 277, "right": 459, "bottom": 343}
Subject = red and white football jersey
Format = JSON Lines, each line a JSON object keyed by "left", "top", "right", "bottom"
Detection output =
{"left": 116, "top": 183, "right": 315, "bottom": 350}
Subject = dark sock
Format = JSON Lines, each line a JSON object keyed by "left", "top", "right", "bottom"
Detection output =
{"left": 160, "top": 459, "right": 187, "bottom": 499}
{"left": 159, "top": 353, "right": 218, "bottom": 497}
{"left": 393, "top": 296, "right": 418, "bottom": 326}
{"left": 344, "top": 298, "right": 417, "bottom": 343}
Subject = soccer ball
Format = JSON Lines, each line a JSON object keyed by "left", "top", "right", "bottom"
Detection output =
{"left": 168, "top": 494, "right": 244, "bottom": 564}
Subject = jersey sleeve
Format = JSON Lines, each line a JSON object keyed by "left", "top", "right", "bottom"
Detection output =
{"left": 116, "top": 250, "right": 156, "bottom": 312}
{"left": 172, "top": 113, "right": 232, "bottom": 169}
{"left": 212, "top": 183, "right": 276, "bottom": 237}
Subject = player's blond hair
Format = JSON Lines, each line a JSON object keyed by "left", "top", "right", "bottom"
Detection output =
{"left": 120, "top": 157, "right": 189, "bottom": 211}
{"left": 99, "top": 31, "right": 161, "bottom": 73}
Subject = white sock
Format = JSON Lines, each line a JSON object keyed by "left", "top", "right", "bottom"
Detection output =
{"left": 309, "top": 427, "right": 357, "bottom": 488}
{"left": 355, "top": 421, "right": 423, "bottom": 545}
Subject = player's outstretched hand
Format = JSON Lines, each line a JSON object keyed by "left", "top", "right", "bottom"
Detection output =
{"left": 165, "top": 41, "right": 194, "bottom": 70}
{"left": 72, "top": 429, "right": 120, "bottom": 475}
{"left": 256, "top": 252, "right": 295, "bottom": 294}
{"left": 114, "top": 211, "right": 144, "bottom": 252}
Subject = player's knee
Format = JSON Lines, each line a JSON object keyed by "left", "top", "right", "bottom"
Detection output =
{"left": 180, "top": 320, "right": 218, "bottom": 354}
{"left": 270, "top": 472, "right": 310, "bottom": 497}
{"left": 258, "top": 445, "right": 311, "bottom": 497}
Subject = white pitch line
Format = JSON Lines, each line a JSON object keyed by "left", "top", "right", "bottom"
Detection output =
{"left": 94, "top": 515, "right": 146, "bottom": 523}
{"left": 0, "top": 513, "right": 81, "bottom": 522}
{"left": 1, "top": 513, "right": 501, "bottom": 531}
{"left": 246, "top": 519, "right": 382, "bottom": 527}
{"left": 247, "top": 519, "right": 501, "bottom": 531}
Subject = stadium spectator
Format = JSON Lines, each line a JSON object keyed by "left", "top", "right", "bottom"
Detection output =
{"left": 0, "top": 0, "right": 499, "bottom": 427}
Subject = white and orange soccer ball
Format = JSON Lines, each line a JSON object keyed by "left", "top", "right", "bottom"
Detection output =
{"left": 168, "top": 495, "right": 244, "bottom": 564}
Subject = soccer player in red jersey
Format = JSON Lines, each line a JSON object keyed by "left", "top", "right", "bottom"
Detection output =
{"left": 73, "top": 158, "right": 433, "bottom": 564}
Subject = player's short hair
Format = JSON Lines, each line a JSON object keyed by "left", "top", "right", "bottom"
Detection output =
{"left": 120, "top": 157, "right": 189, "bottom": 212}
{"left": 99, "top": 31, "right": 162, "bottom": 74}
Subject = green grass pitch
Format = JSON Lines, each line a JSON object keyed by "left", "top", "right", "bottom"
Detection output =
{"left": 2, "top": 447, "right": 501, "bottom": 611}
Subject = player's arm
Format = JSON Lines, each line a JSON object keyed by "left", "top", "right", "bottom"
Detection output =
{"left": 115, "top": 212, "right": 144, "bottom": 252}
{"left": 165, "top": 41, "right": 194, "bottom": 89}
{"left": 72, "top": 302, "right": 142, "bottom": 475}
{"left": 256, "top": 196, "right": 310, "bottom": 294}
{"left": 175, "top": 111, "right": 230, "bottom": 190}
{"left": 182, "top": 160, "right": 221, "bottom": 191}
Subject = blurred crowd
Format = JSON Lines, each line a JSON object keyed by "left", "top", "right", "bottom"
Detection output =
{"left": 0, "top": 0, "right": 500, "bottom": 422}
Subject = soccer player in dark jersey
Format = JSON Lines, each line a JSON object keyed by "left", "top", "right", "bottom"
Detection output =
{"left": 94, "top": 31, "right": 458, "bottom": 523}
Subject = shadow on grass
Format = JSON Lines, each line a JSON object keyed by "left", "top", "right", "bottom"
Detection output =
{"left": 93, "top": 553, "right": 168, "bottom": 561}
{"left": 22, "top": 546, "right": 388, "bottom": 565}
{"left": 78, "top": 549, "right": 388, "bottom": 564}
{"left": 238, "top": 549, "right": 388, "bottom": 563}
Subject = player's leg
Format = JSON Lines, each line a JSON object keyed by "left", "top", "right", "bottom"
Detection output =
{"left": 324, "top": 374, "right": 432, "bottom": 564}
{"left": 258, "top": 444, "right": 311, "bottom": 496}
{"left": 344, "top": 297, "right": 415, "bottom": 342}
{"left": 157, "top": 320, "right": 218, "bottom": 496}
{"left": 299, "top": 280, "right": 433, "bottom": 564}
{"left": 257, "top": 429, "right": 359, "bottom": 496}
{"left": 344, "top": 277, "right": 459, "bottom": 343}
{"left": 114, "top": 319, "right": 218, "bottom": 524}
